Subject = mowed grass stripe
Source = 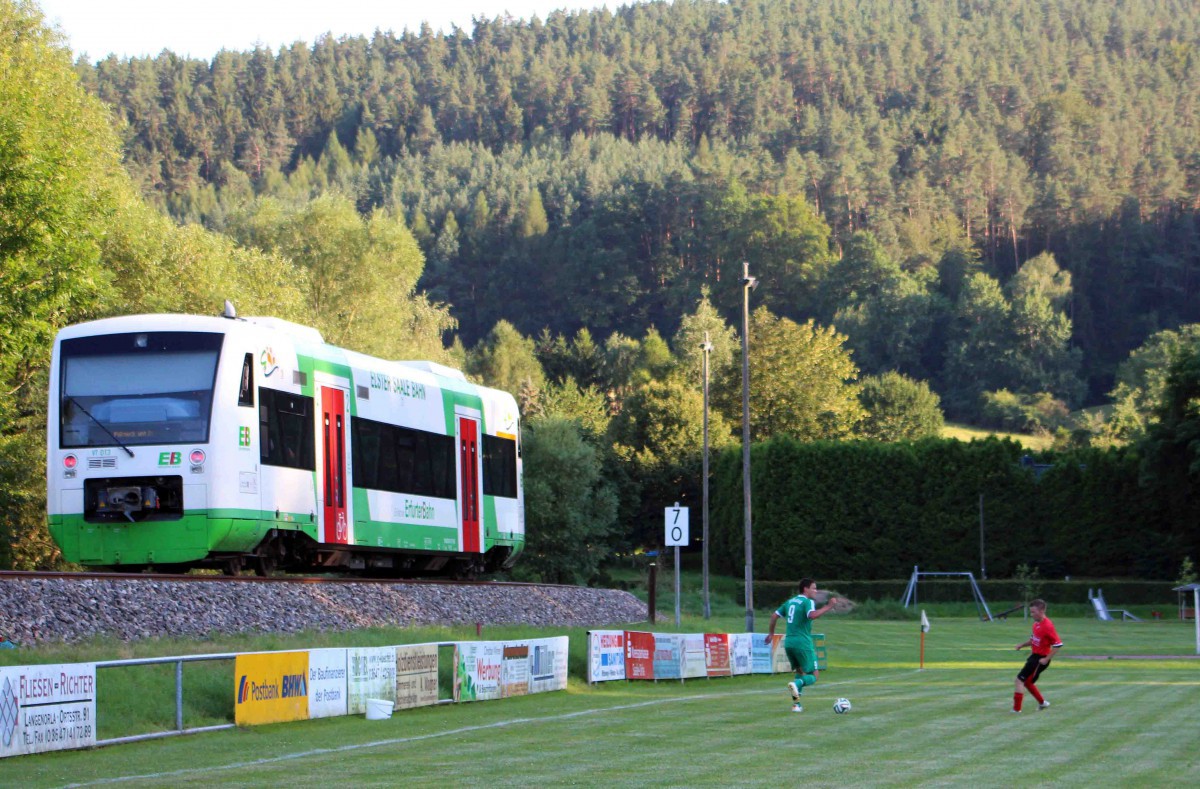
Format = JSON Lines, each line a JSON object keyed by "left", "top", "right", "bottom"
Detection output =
{"left": 103, "top": 666, "right": 1200, "bottom": 788}
{"left": 1028, "top": 672, "right": 1200, "bottom": 785}
{"left": 906, "top": 667, "right": 1199, "bottom": 787}
{"left": 806, "top": 670, "right": 1010, "bottom": 785}
{"left": 68, "top": 673, "right": 914, "bottom": 788}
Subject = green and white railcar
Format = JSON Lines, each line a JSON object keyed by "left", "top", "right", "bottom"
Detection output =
{"left": 47, "top": 312, "right": 523, "bottom": 576}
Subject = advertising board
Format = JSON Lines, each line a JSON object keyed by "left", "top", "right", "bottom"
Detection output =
{"left": 394, "top": 644, "right": 439, "bottom": 710}
{"left": 681, "top": 633, "right": 707, "bottom": 678}
{"left": 235, "top": 652, "right": 309, "bottom": 725}
{"left": 307, "top": 648, "right": 348, "bottom": 719}
{"left": 454, "top": 641, "right": 503, "bottom": 702}
{"left": 623, "top": 631, "right": 655, "bottom": 680}
{"left": 770, "top": 635, "right": 791, "bottom": 674}
{"left": 587, "top": 630, "right": 626, "bottom": 683}
{"left": 653, "top": 633, "right": 682, "bottom": 680}
{"left": 751, "top": 634, "right": 775, "bottom": 674}
{"left": 0, "top": 663, "right": 96, "bottom": 758}
{"left": 501, "top": 644, "right": 530, "bottom": 698}
{"left": 729, "top": 633, "right": 753, "bottom": 675}
{"left": 527, "top": 636, "right": 568, "bottom": 694}
{"left": 704, "top": 633, "right": 732, "bottom": 677}
{"left": 347, "top": 647, "right": 398, "bottom": 715}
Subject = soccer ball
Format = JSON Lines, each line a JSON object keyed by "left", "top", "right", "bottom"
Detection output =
{"left": 833, "top": 697, "right": 852, "bottom": 714}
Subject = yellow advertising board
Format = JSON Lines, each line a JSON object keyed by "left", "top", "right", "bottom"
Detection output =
{"left": 234, "top": 652, "right": 310, "bottom": 726}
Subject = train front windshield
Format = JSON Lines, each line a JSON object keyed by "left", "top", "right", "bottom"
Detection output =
{"left": 59, "top": 331, "right": 224, "bottom": 448}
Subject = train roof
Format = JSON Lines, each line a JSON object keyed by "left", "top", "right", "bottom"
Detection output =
{"left": 54, "top": 313, "right": 244, "bottom": 340}
{"left": 53, "top": 313, "right": 495, "bottom": 400}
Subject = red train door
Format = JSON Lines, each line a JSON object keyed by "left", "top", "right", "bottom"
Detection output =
{"left": 459, "top": 416, "right": 481, "bottom": 553}
{"left": 322, "top": 387, "right": 348, "bottom": 544}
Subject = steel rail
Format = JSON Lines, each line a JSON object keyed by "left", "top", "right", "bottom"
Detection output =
{"left": 0, "top": 569, "right": 581, "bottom": 589}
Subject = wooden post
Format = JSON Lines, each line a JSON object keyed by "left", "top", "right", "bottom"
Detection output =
{"left": 648, "top": 562, "right": 657, "bottom": 624}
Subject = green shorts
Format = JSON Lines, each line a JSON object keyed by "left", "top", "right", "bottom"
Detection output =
{"left": 784, "top": 642, "right": 818, "bottom": 674}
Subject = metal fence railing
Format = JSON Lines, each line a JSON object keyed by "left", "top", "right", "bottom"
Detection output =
{"left": 94, "top": 652, "right": 238, "bottom": 746}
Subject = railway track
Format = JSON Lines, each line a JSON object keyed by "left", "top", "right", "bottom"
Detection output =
{"left": 0, "top": 569, "right": 571, "bottom": 589}
{"left": 0, "top": 571, "right": 648, "bottom": 646}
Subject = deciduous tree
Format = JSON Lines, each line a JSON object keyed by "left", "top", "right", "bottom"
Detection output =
{"left": 516, "top": 416, "right": 618, "bottom": 584}
{"left": 857, "top": 372, "right": 945, "bottom": 441}
{"left": 718, "top": 308, "right": 863, "bottom": 441}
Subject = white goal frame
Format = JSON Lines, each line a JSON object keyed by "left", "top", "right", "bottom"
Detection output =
{"left": 901, "top": 565, "right": 994, "bottom": 622}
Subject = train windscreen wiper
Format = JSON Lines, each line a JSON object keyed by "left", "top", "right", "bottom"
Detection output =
{"left": 65, "top": 396, "right": 135, "bottom": 457}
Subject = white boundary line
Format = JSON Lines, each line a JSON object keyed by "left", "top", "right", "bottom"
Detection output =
{"left": 67, "top": 671, "right": 915, "bottom": 787}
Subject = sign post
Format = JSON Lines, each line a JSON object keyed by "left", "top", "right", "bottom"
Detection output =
{"left": 665, "top": 503, "right": 689, "bottom": 628}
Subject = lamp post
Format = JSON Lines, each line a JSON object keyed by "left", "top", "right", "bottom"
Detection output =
{"left": 740, "top": 261, "right": 757, "bottom": 632}
{"left": 701, "top": 332, "right": 713, "bottom": 620}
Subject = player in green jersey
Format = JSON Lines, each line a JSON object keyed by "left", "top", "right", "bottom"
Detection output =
{"left": 765, "top": 578, "right": 838, "bottom": 712}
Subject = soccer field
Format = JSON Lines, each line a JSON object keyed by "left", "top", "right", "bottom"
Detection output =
{"left": 7, "top": 617, "right": 1199, "bottom": 787}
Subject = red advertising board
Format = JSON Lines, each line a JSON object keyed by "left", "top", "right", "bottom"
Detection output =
{"left": 704, "top": 633, "right": 732, "bottom": 677}
{"left": 623, "top": 630, "right": 655, "bottom": 680}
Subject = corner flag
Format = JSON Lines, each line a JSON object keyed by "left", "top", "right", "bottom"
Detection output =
{"left": 919, "top": 610, "right": 930, "bottom": 669}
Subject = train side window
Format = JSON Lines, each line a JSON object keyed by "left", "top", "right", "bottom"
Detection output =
{"left": 411, "top": 428, "right": 456, "bottom": 499}
{"left": 259, "top": 387, "right": 315, "bottom": 470}
{"left": 351, "top": 416, "right": 455, "bottom": 499}
{"left": 483, "top": 434, "right": 518, "bottom": 498}
{"left": 238, "top": 353, "right": 254, "bottom": 407}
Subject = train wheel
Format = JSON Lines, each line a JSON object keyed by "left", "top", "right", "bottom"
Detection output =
{"left": 254, "top": 555, "right": 275, "bottom": 577}
{"left": 453, "top": 559, "right": 479, "bottom": 582}
{"left": 222, "top": 558, "right": 243, "bottom": 576}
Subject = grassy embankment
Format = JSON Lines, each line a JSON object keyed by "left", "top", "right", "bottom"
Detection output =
{"left": 942, "top": 421, "right": 1055, "bottom": 450}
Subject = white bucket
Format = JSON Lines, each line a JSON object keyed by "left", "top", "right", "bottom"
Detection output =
{"left": 365, "top": 698, "right": 394, "bottom": 720}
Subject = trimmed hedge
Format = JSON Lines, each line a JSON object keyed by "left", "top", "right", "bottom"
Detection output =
{"left": 711, "top": 437, "right": 1197, "bottom": 582}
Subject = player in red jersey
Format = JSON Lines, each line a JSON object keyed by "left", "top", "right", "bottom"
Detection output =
{"left": 1012, "top": 598, "right": 1063, "bottom": 712}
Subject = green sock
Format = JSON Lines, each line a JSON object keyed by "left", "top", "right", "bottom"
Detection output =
{"left": 800, "top": 674, "right": 816, "bottom": 687}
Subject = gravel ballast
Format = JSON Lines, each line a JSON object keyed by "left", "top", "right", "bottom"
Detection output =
{"left": 0, "top": 577, "right": 649, "bottom": 645}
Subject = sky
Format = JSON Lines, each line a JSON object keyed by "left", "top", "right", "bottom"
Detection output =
{"left": 37, "top": 0, "right": 626, "bottom": 61}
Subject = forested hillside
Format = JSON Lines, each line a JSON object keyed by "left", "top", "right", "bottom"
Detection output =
{"left": 76, "top": 0, "right": 1200, "bottom": 414}
{"left": 5, "top": 0, "right": 1200, "bottom": 578}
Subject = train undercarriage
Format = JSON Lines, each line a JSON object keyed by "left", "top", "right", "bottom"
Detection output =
{"left": 207, "top": 529, "right": 515, "bottom": 579}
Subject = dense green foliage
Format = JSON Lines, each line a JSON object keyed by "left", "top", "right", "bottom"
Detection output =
{"left": 225, "top": 193, "right": 456, "bottom": 363}
{"left": 72, "top": 0, "right": 1200, "bottom": 410}
{"left": 712, "top": 437, "right": 1031, "bottom": 580}
{"left": 716, "top": 308, "right": 864, "bottom": 440}
{"left": 712, "top": 436, "right": 1196, "bottom": 581}
{"left": 515, "top": 416, "right": 619, "bottom": 584}
{"left": 856, "top": 371, "right": 945, "bottom": 441}
{"left": 4, "top": 1, "right": 1200, "bottom": 579}
{"left": 0, "top": 2, "right": 435, "bottom": 567}
{"left": 0, "top": 1, "right": 129, "bottom": 569}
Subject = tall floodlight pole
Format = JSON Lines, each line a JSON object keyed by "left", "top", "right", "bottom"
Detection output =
{"left": 701, "top": 332, "right": 713, "bottom": 620}
{"left": 741, "top": 262, "right": 758, "bottom": 632}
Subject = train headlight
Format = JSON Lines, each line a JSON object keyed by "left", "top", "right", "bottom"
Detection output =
{"left": 63, "top": 454, "right": 77, "bottom": 478}
{"left": 189, "top": 449, "right": 205, "bottom": 473}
